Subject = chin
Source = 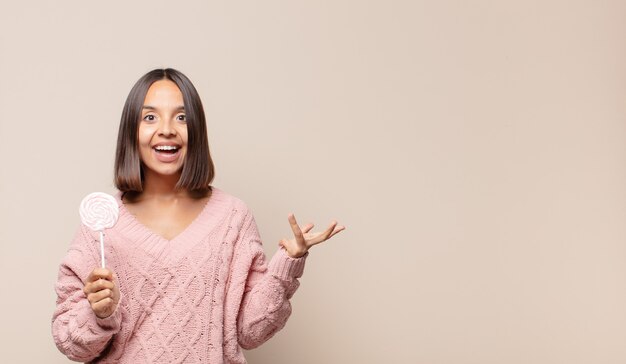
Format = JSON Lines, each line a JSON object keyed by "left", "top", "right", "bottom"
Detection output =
{"left": 142, "top": 162, "right": 184, "bottom": 178}
{"left": 157, "top": 165, "right": 184, "bottom": 175}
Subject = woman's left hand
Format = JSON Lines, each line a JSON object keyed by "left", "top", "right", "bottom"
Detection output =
{"left": 278, "top": 213, "right": 346, "bottom": 258}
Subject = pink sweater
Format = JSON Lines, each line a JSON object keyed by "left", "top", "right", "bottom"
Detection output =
{"left": 51, "top": 186, "right": 308, "bottom": 363}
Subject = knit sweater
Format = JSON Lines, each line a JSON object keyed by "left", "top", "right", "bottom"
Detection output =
{"left": 51, "top": 186, "right": 308, "bottom": 363}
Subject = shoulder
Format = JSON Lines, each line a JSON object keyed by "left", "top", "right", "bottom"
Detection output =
{"left": 212, "top": 189, "right": 265, "bottom": 258}
{"left": 210, "top": 187, "right": 260, "bottom": 238}
{"left": 210, "top": 186, "right": 253, "bottom": 216}
{"left": 56, "top": 223, "right": 99, "bottom": 282}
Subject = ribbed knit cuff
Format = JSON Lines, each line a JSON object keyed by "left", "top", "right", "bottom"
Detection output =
{"left": 268, "top": 248, "right": 308, "bottom": 280}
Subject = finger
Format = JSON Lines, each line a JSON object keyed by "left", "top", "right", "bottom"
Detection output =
{"left": 92, "top": 297, "right": 115, "bottom": 316}
{"left": 328, "top": 225, "right": 346, "bottom": 239}
{"left": 84, "top": 276, "right": 115, "bottom": 295}
{"left": 84, "top": 278, "right": 115, "bottom": 295}
{"left": 306, "top": 221, "right": 338, "bottom": 246}
{"left": 287, "top": 213, "right": 305, "bottom": 243}
{"left": 87, "top": 268, "right": 113, "bottom": 283}
{"left": 319, "top": 221, "right": 338, "bottom": 241}
{"left": 278, "top": 238, "right": 288, "bottom": 248}
{"left": 88, "top": 289, "right": 112, "bottom": 305}
{"left": 88, "top": 288, "right": 113, "bottom": 304}
{"left": 95, "top": 279, "right": 114, "bottom": 291}
{"left": 301, "top": 223, "right": 314, "bottom": 234}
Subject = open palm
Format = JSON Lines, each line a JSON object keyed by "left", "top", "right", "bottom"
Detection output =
{"left": 278, "top": 213, "right": 346, "bottom": 258}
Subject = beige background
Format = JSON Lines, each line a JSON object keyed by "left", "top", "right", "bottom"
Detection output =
{"left": 1, "top": 0, "right": 625, "bottom": 363}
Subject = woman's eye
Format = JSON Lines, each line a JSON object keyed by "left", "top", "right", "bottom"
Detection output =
{"left": 177, "top": 114, "right": 187, "bottom": 122}
{"left": 143, "top": 114, "right": 156, "bottom": 121}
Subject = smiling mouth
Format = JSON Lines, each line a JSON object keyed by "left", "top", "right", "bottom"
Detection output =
{"left": 153, "top": 145, "right": 181, "bottom": 154}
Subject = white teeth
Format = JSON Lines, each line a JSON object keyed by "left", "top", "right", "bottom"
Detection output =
{"left": 154, "top": 145, "right": 179, "bottom": 151}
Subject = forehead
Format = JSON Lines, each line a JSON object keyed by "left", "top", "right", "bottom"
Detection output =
{"left": 143, "top": 79, "right": 184, "bottom": 106}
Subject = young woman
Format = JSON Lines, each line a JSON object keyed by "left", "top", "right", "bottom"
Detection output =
{"left": 51, "top": 68, "right": 345, "bottom": 363}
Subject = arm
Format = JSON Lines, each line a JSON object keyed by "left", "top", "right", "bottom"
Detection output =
{"left": 51, "top": 225, "right": 123, "bottom": 362}
{"left": 235, "top": 210, "right": 308, "bottom": 350}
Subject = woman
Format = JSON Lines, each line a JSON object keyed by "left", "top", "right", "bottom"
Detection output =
{"left": 51, "top": 68, "right": 345, "bottom": 363}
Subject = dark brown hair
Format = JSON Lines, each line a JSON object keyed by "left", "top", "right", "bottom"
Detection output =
{"left": 114, "top": 68, "right": 215, "bottom": 195}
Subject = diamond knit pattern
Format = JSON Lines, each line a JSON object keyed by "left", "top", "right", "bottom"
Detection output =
{"left": 52, "top": 187, "right": 308, "bottom": 363}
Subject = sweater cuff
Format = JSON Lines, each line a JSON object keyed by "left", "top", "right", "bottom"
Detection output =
{"left": 268, "top": 247, "right": 308, "bottom": 280}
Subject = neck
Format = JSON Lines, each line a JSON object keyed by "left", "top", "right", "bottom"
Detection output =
{"left": 140, "top": 168, "right": 189, "bottom": 201}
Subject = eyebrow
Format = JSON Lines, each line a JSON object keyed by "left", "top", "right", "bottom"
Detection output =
{"left": 142, "top": 105, "right": 185, "bottom": 111}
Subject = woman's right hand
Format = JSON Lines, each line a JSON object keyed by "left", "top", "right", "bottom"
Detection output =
{"left": 83, "top": 268, "right": 120, "bottom": 319}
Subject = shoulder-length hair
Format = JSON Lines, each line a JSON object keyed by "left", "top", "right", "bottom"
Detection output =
{"left": 114, "top": 68, "right": 215, "bottom": 195}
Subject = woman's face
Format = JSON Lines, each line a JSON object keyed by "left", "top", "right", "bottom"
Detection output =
{"left": 138, "top": 79, "right": 188, "bottom": 178}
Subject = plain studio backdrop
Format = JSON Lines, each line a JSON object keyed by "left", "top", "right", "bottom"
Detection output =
{"left": 1, "top": 1, "right": 625, "bottom": 363}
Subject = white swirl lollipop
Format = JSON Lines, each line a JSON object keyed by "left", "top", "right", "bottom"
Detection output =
{"left": 79, "top": 192, "right": 119, "bottom": 268}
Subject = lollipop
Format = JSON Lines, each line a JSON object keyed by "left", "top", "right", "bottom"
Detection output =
{"left": 79, "top": 192, "right": 119, "bottom": 268}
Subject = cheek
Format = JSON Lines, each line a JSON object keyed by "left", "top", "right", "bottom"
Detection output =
{"left": 136, "top": 129, "right": 152, "bottom": 161}
{"left": 137, "top": 126, "right": 153, "bottom": 148}
{"left": 179, "top": 128, "right": 189, "bottom": 148}
{"left": 180, "top": 125, "right": 188, "bottom": 139}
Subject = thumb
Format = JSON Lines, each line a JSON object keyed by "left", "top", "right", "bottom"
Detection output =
{"left": 278, "top": 238, "right": 288, "bottom": 249}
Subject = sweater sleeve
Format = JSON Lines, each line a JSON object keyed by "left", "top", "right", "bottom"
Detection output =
{"left": 51, "top": 224, "right": 123, "bottom": 362}
{"left": 235, "top": 209, "right": 308, "bottom": 350}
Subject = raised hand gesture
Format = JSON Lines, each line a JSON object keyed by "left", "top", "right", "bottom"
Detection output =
{"left": 278, "top": 213, "right": 345, "bottom": 258}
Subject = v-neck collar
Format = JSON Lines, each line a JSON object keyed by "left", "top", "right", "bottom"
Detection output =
{"left": 113, "top": 186, "right": 230, "bottom": 248}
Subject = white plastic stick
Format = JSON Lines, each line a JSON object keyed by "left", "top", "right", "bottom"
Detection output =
{"left": 99, "top": 231, "right": 106, "bottom": 268}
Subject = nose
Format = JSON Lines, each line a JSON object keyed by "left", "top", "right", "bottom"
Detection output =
{"left": 157, "top": 118, "right": 176, "bottom": 136}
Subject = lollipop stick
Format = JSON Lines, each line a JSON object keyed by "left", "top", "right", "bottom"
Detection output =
{"left": 99, "top": 231, "right": 106, "bottom": 268}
